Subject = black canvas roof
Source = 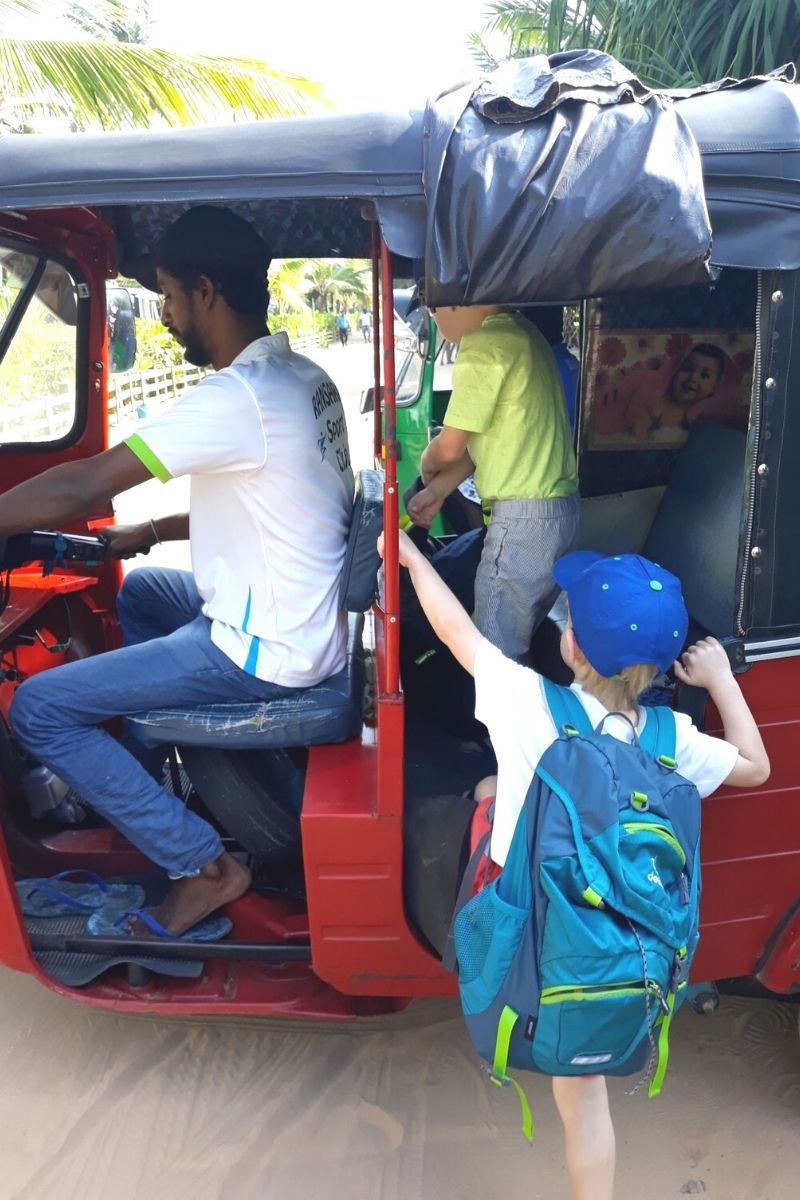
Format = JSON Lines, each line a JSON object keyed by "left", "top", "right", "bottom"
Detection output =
{"left": 679, "top": 80, "right": 800, "bottom": 271}
{"left": 0, "top": 76, "right": 796, "bottom": 284}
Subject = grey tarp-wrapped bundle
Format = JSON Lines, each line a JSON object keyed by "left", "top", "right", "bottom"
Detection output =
{"left": 423, "top": 51, "right": 715, "bottom": 307}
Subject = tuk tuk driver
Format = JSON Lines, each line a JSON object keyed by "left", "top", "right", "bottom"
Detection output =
{"left": 408, "top": 304, "right": 579, "bottom": 662}
{"left": 4, "top": 206, "right": 354, "bottom": 940}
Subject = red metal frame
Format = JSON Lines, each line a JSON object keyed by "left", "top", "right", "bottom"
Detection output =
{"left": 302, "top": 235, "right": 452, "bottom": 998}
{"left": 0, "top": 212, "right": 799, "bottom": 1016}
{"left": 370, "top": 221, "right": 382, "bottom": 463}
{"left": 379, "top": 238, "right": 400, "bottom": 697}
{"left": 1, "top": 209, "right": 114, "bottom": 484}
{"left": 693, "top": 656, "right": 800, "bottom": 987}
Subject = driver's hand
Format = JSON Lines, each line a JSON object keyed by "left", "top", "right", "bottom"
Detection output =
{"left": 101, "top": 522, "right": 154, "bottom": 560}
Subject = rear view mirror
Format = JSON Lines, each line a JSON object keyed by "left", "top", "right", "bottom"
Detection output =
{"left": 361, "top": 385, "right": 384, "bottom": 415}
{"left": 107, "top": 286, "right": 137, "bottom": 374}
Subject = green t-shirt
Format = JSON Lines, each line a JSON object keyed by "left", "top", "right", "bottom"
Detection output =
{"left": 444, "top": 312, "right": 578, "bottom": 503}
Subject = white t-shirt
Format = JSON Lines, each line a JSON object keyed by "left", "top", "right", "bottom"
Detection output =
{"left": 474, "top": 638, "right": 739, "bottom": 868}
{"left": 125, "top": 334, "right": 354, "bottom": 687}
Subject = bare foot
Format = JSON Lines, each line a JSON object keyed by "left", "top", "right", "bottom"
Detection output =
{"left": 136, "top": 852, "right": 251, "bottom": 936}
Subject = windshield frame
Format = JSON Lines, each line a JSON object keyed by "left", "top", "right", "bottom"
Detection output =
{"left": 0, "top": 235, "right": 89, "bottom": 453}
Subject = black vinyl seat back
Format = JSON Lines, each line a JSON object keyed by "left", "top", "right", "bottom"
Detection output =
{"left": 339, "top": 468, "right": 384, "bottom": 613}
{"left": 643, "top": 420, "right": 747, "bottom": 636}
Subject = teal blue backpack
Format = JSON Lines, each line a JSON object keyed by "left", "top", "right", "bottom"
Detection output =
{"left": 448, "top": 680, "right": 701, "bottom": 1139}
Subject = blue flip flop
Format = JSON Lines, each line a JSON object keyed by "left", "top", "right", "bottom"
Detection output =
{"left": 16, "top": 870, "right": 146, "bottom": 919}
{"left": 87, "top": 904, "right": 232, "bottom": 942}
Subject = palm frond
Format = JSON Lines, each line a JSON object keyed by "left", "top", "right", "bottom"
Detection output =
{"left": 0, "top": 36, "right": 326, "bottom": 130}
{"left": 67, "top": 0, "right": 152, "bottom": 44}
{"left": 468, "top": 31, "right": 501, "bottom": 73}
{"left": 469, "top": 0, "right": 799, "bottom": 85}
{"left": 0, "top": 0, "right": 50, "bottom": 18}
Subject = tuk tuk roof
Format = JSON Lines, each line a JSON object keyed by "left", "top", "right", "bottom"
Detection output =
{"left": 0, "top": 77, "right": 796, "bottom": 281}
{"left": 679, "top": 79, "right": 800, "bottom": 271}
{"left": 0, "top": 109, "right": 425, "bottom": 273}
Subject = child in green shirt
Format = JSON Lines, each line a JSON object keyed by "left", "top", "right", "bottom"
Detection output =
{"left": 409, "top": 305, "right": 579, "bottom": 660}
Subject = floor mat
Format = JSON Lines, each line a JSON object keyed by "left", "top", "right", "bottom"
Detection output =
{"left": 26, "top": 914, "right": 205, "bottom": 987}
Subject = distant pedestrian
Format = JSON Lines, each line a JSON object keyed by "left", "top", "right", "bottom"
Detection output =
{"left": 336, "top": 312, "right": 350, "bottom": 347}
{"left": 359, "top": 308, "right": 372, "bottom": 343}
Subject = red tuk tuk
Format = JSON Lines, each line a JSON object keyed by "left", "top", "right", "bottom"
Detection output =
{"left": 0, "top": 70, "right": 799, "bottom": 1024}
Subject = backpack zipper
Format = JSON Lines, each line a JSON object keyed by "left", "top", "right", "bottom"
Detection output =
{"left": 540, "top": 979, "right": 667, "bottom": 1011}
{"left": 622, "top": 822, "right": 686, "bottom": 865}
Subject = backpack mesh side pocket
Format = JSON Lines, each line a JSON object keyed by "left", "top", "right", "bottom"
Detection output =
{"left": 454, "top": 881, "right": 528, "bottom": 1017}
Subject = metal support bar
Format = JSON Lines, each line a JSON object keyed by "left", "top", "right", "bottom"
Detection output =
{"left": 379, "top": 236, "right": 399, "bottom": 695}
{"left": 29, "top": 931, "right": 312, "bottom": 963}
{"left": 371, "top": 221, "right": 382, "bottom": 462}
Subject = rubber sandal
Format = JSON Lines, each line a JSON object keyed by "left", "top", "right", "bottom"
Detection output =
{"left": 87, "top": 904, "right": 232, "bottom": 942}
{"left": 16, "top": 870, "right": 146, "bottom": 918}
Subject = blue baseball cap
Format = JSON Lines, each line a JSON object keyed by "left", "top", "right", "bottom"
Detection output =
{"left": 553, "top": 551, "right": 688, "bottom": 677}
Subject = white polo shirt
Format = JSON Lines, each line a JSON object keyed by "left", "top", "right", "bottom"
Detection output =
{"left": 474, "top": 638, "right": 739, "bottom": 867}
{"left": 125, "top": 334, "right": 354, "bottom": 687}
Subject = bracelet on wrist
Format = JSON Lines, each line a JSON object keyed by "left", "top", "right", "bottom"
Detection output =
{"left": 148, "top": 518, "right": 161, "bottom": 545}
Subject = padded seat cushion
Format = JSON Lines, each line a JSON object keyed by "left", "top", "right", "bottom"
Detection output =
{"left": 129, "top": 613, "right": 365, "bottom": 750}
{"left": 643, "top": 420, "right": 746, "bottom": 636}
{"left": 339, "top": 468, "right": 384, "bottom": 612}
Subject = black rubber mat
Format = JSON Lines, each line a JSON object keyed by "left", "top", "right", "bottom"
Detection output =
{"left": 27, "top": 914, "right": 205, "bottom": 987}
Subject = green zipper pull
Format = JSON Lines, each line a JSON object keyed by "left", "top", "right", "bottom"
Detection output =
{"left": 490, "top": 1006, "right": 535, "bottom": 1141}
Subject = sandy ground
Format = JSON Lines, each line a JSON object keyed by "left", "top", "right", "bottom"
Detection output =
{"left": 0, "top": 968, "right": 798, "bottom": 1200}
{"left": 5, "top": 340, "right": 799, "bottom": 1198}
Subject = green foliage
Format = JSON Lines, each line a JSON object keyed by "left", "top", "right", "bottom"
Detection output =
{"left": 317, "top": 311, "right": 340, "bottom": 340}
{"left": 0, "top": 298, "right": 77, "bottom": 442}
{"left": 301, "top": 259, "right": 371, "bottom": 312}
{"left": 131, "top": 318, "right": 184, "bottom": 370}
{"left": 269, "top": 310, "right": 314, "bottom": 340}
{"left": 67, "top": 0, "right": 151, "bottom": 44}
{"left": 268, "top": 258, "right": 371, "bottom": 322}
{"left": 477, "top": 0, "right": 799, "bottom": 85}
{"left": 0, "top": 0, "right": 327, "bottom": 131}
{"left": 269, "top": 259, "right": 309, "bottom": 314}
{"left": 269, "top": 309, "right": 339, "bottom": 343}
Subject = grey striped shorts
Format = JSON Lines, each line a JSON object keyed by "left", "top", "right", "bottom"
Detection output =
{"left": 474, "top": 494, "right": 580, "bottom": 661}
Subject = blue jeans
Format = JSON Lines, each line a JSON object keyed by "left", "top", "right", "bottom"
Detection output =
{"left": 10, "top": 568, "right": 292, "bottom": 875}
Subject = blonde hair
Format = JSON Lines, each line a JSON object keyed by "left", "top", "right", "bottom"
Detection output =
{"left": 580, "top": 662, "right": 659, "bottom": 713}
{"left": 564, "top": 600, "right": 659, "bottom": 712}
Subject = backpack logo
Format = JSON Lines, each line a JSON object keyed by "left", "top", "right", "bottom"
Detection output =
{"left": 647, "top": 856, "right": 665, "bottom": 890}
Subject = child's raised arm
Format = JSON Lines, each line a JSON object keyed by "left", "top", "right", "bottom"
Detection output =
{"left": 377, "top": 529, "right": 481, "bottom": 675}
{"left": 674, "top": 637, "right": 770, "bottom": 788}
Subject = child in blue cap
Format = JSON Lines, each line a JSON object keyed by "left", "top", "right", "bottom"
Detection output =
{"left": 379, "top": 529, "right": 769, "bottom": 1200}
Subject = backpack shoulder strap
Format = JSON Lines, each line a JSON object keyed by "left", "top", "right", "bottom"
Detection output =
{"left": 541, "top": 677, "right": 593, "bottom": 738}
{"left": 639, "top": 705, "right": 677, "bottom": 761}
